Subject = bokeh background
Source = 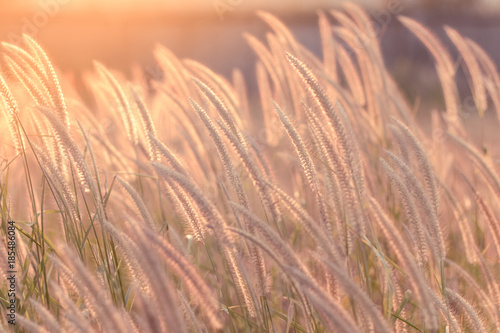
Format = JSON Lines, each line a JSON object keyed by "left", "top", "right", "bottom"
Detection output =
{"left": 0, "top": 0, "right": 499, "bottom": 124}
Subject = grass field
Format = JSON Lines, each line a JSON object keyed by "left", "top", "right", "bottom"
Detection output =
{"left": 1, "top": 3, "right": 500, "bottom": 332}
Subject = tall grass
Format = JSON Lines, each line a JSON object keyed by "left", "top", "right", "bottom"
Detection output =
{"left": 1, "top": 4, "right": 499, "bottom": 332}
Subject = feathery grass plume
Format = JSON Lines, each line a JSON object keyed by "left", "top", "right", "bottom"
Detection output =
{"left": 465, "top": 37, "right": 500, "bottom": 121}
{"left": 244, "top": 33, "right": 280, "bottom": 82}
{"left": 159, "top": 172, "right": 206, "bottom": 243}
{"left": 273, "top": 103, "right": 315, "bottom": 188}
{"left": 130, "top": 85, "right": 159, "bottom": 161}
{"left": 166, "top": 227, "right": 189, "bottom": 256}
{"left": 340, "top": 35, "right": 387, "bottom": 120}
{"left": 183, "top": 59, "right": 241, "bottom": 124}
{"left": 302, "top": 102, "right": 357, "bottom": 249}
{"left": 224, "top": 247, "right": 259, "bottom": 318}
{"left": 447, "top": 132, "right": 500, "bottom": 198}
{"left": 330, "top": 22, "right": 383, "bottom": 108}
{"left": 273, "top": 102, "right": 331, "bottom": 234}
{"left": 153, "top": 111, "right": 206, "bottom": 172}
{"left": 329, "top": 10, "right": 363, "bottom": 45}
{"left": 137, "top": 224, "right": 224, "bottom": 330}
{"left": 368, "top": 196, "right": 438, "bottom": 331}
{"left": 3, "top": 54, "right": 50, "bottom": 105}
{"left": 257, "top": 11, "right": 300, "bottom": 55}
{"left": 192, "top": 77, "right": 246, "bottom": 146}
{"left": 194, "top": 91, "right": 272, "bottom": 195}
{"left": 428, "top": 290, "right": 460, "bottom": 333}
{"left": 232, "top": 69, "right": 250, "bottom": 120}
{"left": 75, "top": 117, "right": 107, "bottom": 207}
{"left": 117, "top": 176, "right": 155, "bottom": 229}
{"left": 385, "top": 77, "right": 415, "bottom": 125}
{"left": 244, "top": 131, "right": 276, "bottom": 182}
{"left": 49, "top": 282, "right": 97, "bottom": 332}
{"left": 300, "top": 44, "right": 327, "bottom": 75}
{"left": 191, "top": 98, "right": 267, "bottom": 295}
{"left": 15, "top": 315, "right": 50, "bottom": 333}
{"left": 329, "top": 8, "right": 385, "bottom": 90}
{"left": 109, "top": 216, "right": 217, "bottom": 330}
{"left": 389, "top": 275, "right": 409, "bottom": 333}
{"left": 256, "top": 61, "right": 278, "bottom": 146}
{"left": 31, "top": 143, "right": 79, "bottom": 228}
{"left": 397, "top": 17, "right": 454, "bottom": 78}
{"left": 398, "top": 16, "right": 460, "bottom": 129}
{"left": 268, "top": 35, "right": 304, "bottom": 120}
{"left": 37, "top": 106, "right": 95, "bottom": 194}
{"left": 335, "top": 100, "right": 365, "bottom": 192}
{"left": 336, "top": 34, "right": 382, "bottom": 127}
{"left": 0, "top": 73, "right": 24, "bottom": 154}
{"left": 335, "top": 42, "right": 366, "bottom": 106}
{"left": 238, "top": 232, "right": 314, "bottom": 332}
{"left": 102, "top": 217, "right": 146, "bottom": 290}
{"left": 49, "top": 249, "right": 130, "bottom": 333}
{"left": 265, "top": 180, "right": 341, "bottom": 263}
{"left": 1, "top": 44, "right": 53, "bottom": 108}
{"left": 393, "top": 119, "right": 440, "bottom": 215}
{"left": 384, "top": 150, "right": 445, "bottom": 261}
{"left": 177, "top": 291, "right": 205, "bottom": 333}
{"left": 147, "top": 132, "right": 190, "bottom": 176}
{"left": 444, "top": 26, "right": 487, "bottom": 116}
{"left": 154, "top": 78, "right": 205, "bottom": 128}
{"left": 153, "top": 44, "right": 191, "bottom": 99}
{"left": 311, "top": 252, "right": 392, "bottom": 333}
{"left": 474, "top": 246, "right": 500, "bottom": 328}
{"left": 215, "top": 119, "right": 283, "bottom": 227}
{"left": 103, "top": 219, "right": 188, "bottom": 333}
{"left": 28, "top": 299, "right": 62, "bottom": 333}
{"left": 257, "top": 11, "right": 306, "bottom": 113}
{"left": 230, "top": 202, "right": 305, "bottom": 272}
{"left": 437, "top": 65, "right": 463, "bottom": 133}
{"left": 310, "top": 68, "right": 365, "bottom": 124}
{"left": 287, "top": 53, "right": 366, "bottom": 238}
{"left": 445, "top": 259, "right": 499, "bottom": 325}
{"left": 286, "top": 52, "right": 365, "bottom": 196}
{"left": 189, "top": 98, "right": 241, "bottom": 189}
{"left": 446, "top": 288, "right": 486, "bottom": 333}
{"left": 90, "top": 129, "right": 133, "bottom": 173}
{"left": 318, "top": 10, "right": 337, "bottom": 81}
{"left": 152, "top": 163, "right": 258, "bottom": 316}
{"left": 22, "top": 34, "right": 69, "bottom": 129}
{"left": 389, "top": 124, "right": 411, "bottom": 165}
{"left": 341, "top": 2, "right": 384, "bottom": 62}
{"left": 225, "top": 227, "right": 316, "bottom": 333}
{"left": 153, "top": 83, "right": 214, "bottom": 180}
{"left": 462, "top": 178, "right": 500, "bottom": 260}
{"left": 94, "top": 61, "right": 138, "bottom": 145}
{"left": 380, "top": 158, "right": 429, "bottom": 267}
{"left": 132, "top": 290, "right": 167, "bottom": 333}
{"left": 1, "top": 42, "right": 49, "bottom": 81}
{"left": 244, "top": 33, "right": 283, "bottom": 97}
{"left": 33, "top": 109, "right": 68, "bottom": 176}
{"left": 284, "top": 266, "right": 360, "bottom": 333}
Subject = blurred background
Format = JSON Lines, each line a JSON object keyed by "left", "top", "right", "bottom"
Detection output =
{"left": 0, "top": 0, "right": 499, "bottom": 113}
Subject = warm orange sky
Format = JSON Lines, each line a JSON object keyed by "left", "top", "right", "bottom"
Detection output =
{"left": 1, "top": 0, "right": 497, "bottom": 16}
{"left": 1, "top": 0, "right": 379, "bottom": 14}
{"left": 3, "top": 0, "right": 377, "bottom": 10}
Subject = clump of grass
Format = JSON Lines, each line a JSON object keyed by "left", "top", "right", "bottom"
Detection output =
{"left": 1, "top": 3, "right": 499, "bottom": 332}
